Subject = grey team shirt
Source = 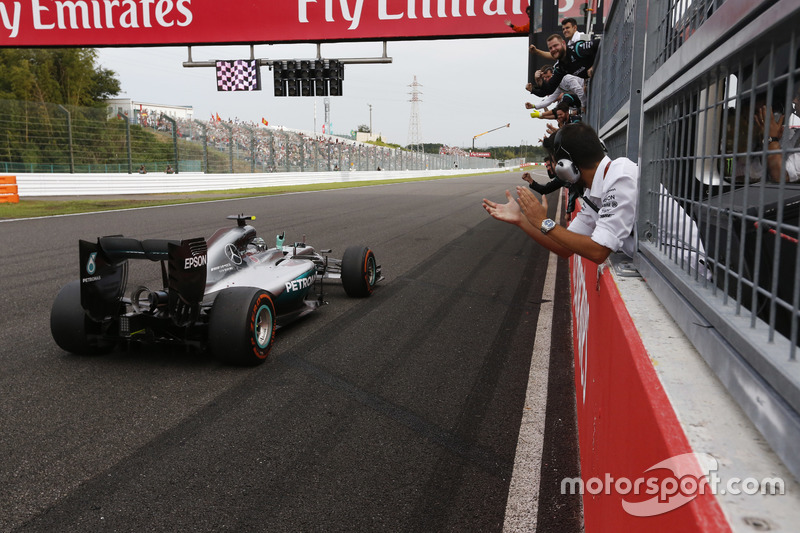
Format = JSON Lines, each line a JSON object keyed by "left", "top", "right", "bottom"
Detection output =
{"left": 567, "top": 156, "right": 638, "bottom": 258}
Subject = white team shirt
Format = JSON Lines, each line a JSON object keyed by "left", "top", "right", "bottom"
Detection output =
{"left": 569, "top": 31, "right": 588, "bottom": 44}
{"left": 782, "top": 127, "right": 800, "bottom": 182}
{"left": 567, "top": 156, "right": 638, "bottom": 258}
{"left": 534, "top": 74, "right": 586, "bottom": 109}
{"left": 657, "top": 184, "right": 710, "bottom": 279}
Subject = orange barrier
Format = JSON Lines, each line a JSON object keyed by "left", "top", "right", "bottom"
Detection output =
{"left": 0, "top": 176, "right": 19, "bottom": 203}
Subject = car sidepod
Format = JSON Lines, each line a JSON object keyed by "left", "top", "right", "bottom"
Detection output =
{"left": 275, "top": 266, "right": 316, "bottom": 308}
{"left": 205, "top": 256, "right": 318, "bottom": 317}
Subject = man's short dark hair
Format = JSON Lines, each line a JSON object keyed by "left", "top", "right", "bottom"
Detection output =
{"left": 555, "top": 94, "right": 581, "bottom": 118}
{"left": 555, "top": 123, "right": 606, "bottom": 169}
{"left": 542, "top": 134, "right": 556, "bottom": 158}
{"left": 554, "top": 101, "right": 570, "bottom": 114}
{"left": 541, "top": 65, "right": 554, "bottom": 74}
{"left": 561, "top": 93, "right": 581, "bottom": 108}
{"left": 562, "top": 17, "right": 578, "bottom": 27}
{"left": 546, "top": 33, "right": 565, "bottom": 43}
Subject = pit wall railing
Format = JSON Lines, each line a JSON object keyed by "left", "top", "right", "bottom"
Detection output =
{"left": 585, "top": 0, "right": 800, "bottom": 489}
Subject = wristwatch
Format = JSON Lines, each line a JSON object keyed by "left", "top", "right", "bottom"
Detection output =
{"left": 540, "top": 218, "right": 557, "bottom": 234}
{"left": 768, "top": 136, "right": 781, "bottom": 144}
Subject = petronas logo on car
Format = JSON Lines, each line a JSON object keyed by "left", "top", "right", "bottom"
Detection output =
{"left": 86, "top": 252, "right": 97, "bottom": 275}
{"left": 285, "top": 276, "right": 313, "bottom": 293}
{"left": 51, "top": 214, "right": 382, "bottom": 367}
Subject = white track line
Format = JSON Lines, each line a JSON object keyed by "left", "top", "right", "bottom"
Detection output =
{"left": 0, "top": 175, "right": 497, "bottom": 223}
{"left": 503, "top": 192, "right": 563, "bottom": 532}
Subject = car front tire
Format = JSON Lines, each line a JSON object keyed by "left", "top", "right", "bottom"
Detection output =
{"left": 341, "top": 245, "right": 378, "bottom": 298}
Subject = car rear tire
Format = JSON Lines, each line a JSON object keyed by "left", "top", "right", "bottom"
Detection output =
{"left": 209, "top": 287, "right": 276, "bottom": 366}
{"left": 341, "top": 245, "right": 378, "bottom": 297}
{"left": 50, "top": 280, "right": 115, "bottom": 355}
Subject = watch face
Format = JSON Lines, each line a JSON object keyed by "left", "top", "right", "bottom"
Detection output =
{"left": 541, "top": 219, "right": 556, "bottom": 233}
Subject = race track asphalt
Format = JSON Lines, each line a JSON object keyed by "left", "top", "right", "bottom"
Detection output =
{"left": 0, "top": 173, "right": 580, "bottom": 532}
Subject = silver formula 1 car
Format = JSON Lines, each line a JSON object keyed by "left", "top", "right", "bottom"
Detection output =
{"left": 50, "top": 215, "right": 382, "bottom": 365}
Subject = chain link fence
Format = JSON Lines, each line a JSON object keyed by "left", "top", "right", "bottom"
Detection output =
{"left": 0, "top": 99, "right": 500, "bottom": 174}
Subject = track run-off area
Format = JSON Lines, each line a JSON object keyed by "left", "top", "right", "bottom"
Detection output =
{"left": 0, "top": 172, "right": 581, "bottom": 532}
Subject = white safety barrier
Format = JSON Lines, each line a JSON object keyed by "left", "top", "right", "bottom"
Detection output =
{"left": 13, "top": 168, "right": 510, "bottom": 197}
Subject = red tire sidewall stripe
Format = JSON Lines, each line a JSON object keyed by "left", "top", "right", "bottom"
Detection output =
{"left": 362, "top": 249, "right": 373, "bottom": 294}
{"left": 249, "top": 292, "right": 274, "bottom": 359}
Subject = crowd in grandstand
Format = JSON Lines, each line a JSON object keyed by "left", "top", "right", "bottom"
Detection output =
{"left": 438, "top": 145, "right": 469, "bottom": 157}
{"left": 127, "top": 107, "right": 465, "bottom": 172}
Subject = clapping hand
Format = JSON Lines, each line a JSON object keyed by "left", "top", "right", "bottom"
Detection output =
{"left": 482, "top": 191, "right": 524, "bottom": 225}
{"left": 516, "top": 186, "right": 548, "bottom": 227}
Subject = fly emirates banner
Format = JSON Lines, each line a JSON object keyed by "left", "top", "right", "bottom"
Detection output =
{"left": 0, "top": 0, "right": 536, "bottom": 46}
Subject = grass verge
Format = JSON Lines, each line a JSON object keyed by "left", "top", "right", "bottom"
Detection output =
{"left": 0, "top": 170, "right": 511, "bottom": 220}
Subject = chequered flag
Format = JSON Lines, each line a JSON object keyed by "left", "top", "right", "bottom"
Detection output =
{"left": 216, "top": 60, "right": 261, "bottom": 91}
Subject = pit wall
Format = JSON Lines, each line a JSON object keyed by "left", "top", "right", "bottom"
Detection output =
{"left": 570, "top": 254, "right": 731, "bottom": 531}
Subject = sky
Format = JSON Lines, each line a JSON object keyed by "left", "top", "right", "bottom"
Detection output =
{"left": 96, "top": 37, "right": 553, "bottom": 150}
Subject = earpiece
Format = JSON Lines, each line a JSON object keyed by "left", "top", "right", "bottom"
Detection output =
{"left": 553, "top": 128, "right": 581, "bottom": 183}
{"left": 555, "top": 159, "right": 581, "bottom": 183}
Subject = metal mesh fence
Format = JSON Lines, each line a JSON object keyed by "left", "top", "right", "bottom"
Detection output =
{"left": 639, "top": 3, "right": 800, "bottom": 352}
{"left": 648, "top": 0, "right": 729, "bottom": 74}
{"left": 586, "top": 0, "right": 635, "bottom": 129}
{"left": 586, "top": 0, "right": 800, "bottom": 479}
{"left": 0, "top": 99, "right": 499, "bottom": 174}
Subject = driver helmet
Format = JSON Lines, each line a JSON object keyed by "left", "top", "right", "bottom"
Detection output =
{"left": 249, "top": 237, "right": 267, "bottom": 253}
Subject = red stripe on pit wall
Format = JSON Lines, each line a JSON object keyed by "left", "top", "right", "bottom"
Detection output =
{"left": 570, "top": 253, "right": 730, "bottom": 532}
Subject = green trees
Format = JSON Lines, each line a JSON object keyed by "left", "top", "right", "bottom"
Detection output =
{"left": 0, "top": 48, "right": 129, "bottom": 170}
{"left": 0, "top": 48, "right": 120, "bottom": 106}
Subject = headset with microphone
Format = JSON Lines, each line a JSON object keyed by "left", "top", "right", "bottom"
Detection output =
{"left": 553, "top": 128, "right": 581, "bottom": 184}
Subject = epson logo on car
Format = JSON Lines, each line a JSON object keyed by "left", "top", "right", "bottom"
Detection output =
{"left": 184, "top": 254, "right": 208, "bottom": 269}
{"left": 285, "top": 277, "right": 313, "bottom": 293}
